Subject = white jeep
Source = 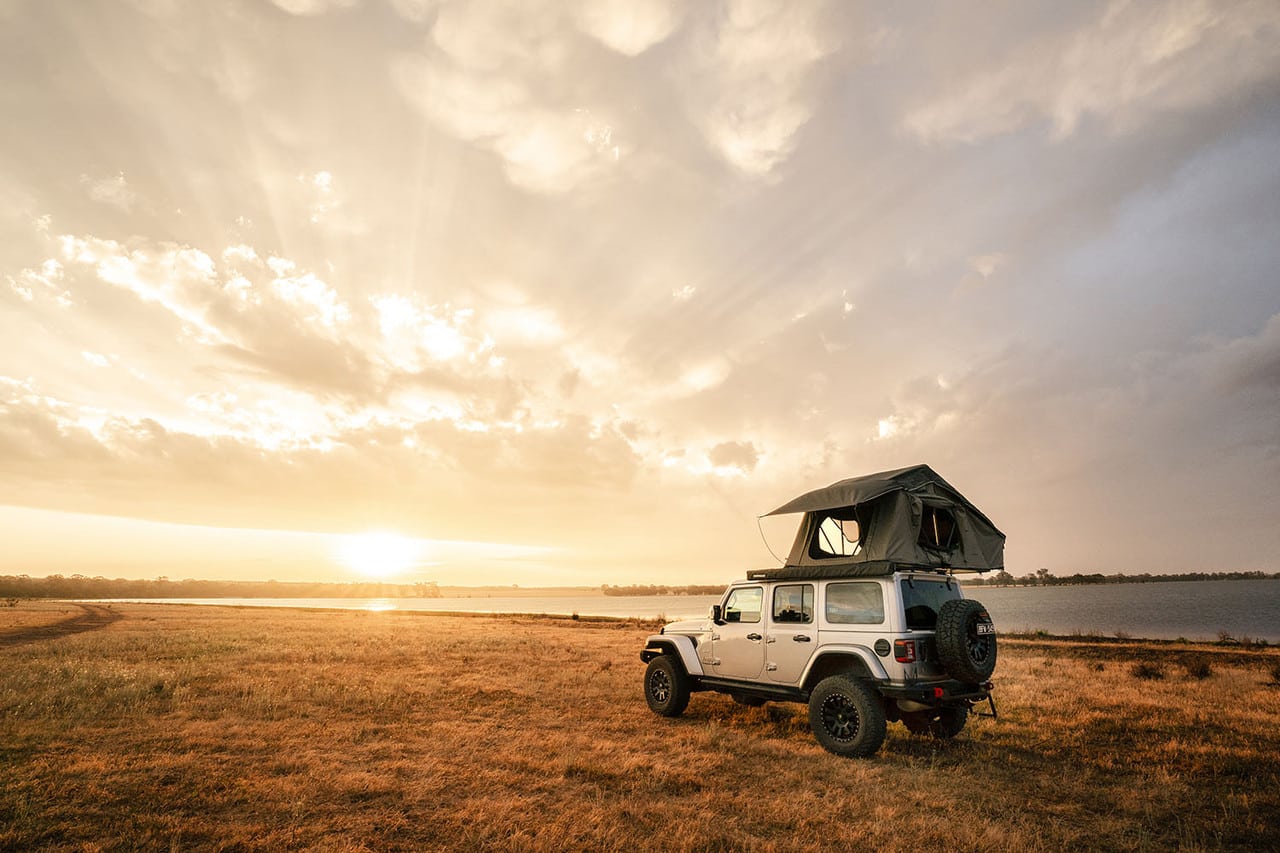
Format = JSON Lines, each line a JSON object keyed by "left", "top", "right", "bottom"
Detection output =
{"left": 640, "top": 465, "right": 1003, "bottom": 758}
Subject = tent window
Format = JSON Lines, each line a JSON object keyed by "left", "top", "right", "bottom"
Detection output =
{"left": 918, "top": 505, "right": 958, "bottom": 551}
{"left": 810, "top": 514, "right": 861, "bottom": 559}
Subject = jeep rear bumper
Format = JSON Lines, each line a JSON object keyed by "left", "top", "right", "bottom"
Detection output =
{"left": 877, "top": 679, "right": 993, "bottom": 706}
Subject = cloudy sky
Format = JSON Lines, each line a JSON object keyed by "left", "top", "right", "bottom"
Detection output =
{"left": 2, "top": 0, "right": 1278, "bottom": 586}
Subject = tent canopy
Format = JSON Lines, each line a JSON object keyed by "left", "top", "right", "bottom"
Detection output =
{"left": 759, "top": 464, "right": 1005, "bottom": 575}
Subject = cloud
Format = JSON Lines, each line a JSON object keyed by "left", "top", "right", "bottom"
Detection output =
{"left": 5, "top": 258, "right": 64, "bottom": 304}
{"left": 0, "top": 377, "right": 645, "bottom": 544}
{"left": 708, "top": 439, "right": 759, "bottom": 473}
{"left": 683, "top": 0, "right": 837, "bottom": 176}
{"left": 80, "top": 172, "right": 138, "bottom": 212}
{"left": 393, "top": 1, "right": 629, "bottom": 193}
{"left": 1204, "top": 312, "right": 1280, "bottom": 398}
{"left": 58, "top": 234, "right": 225, "bottom": 343}
{"left": 268, "top": 0, "right": 357, "bottom": 16}
{"left": 576, "top": 0, "right": 684, "bottom": 56}
{"left": 904, "top": 0, "right": 1280, "bottom": 143}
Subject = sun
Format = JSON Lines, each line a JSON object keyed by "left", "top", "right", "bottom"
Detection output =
{"left": 337, "top": 532, "right": 422, "bottom": 580}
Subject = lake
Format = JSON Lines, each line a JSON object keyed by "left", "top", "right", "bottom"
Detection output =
{"left": 89, "top": 579, "right": 1280, "bottom": 643}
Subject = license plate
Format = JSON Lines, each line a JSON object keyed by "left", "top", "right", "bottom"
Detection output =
{"left": 976, "top": 622, "right": 996, "bottom": 635}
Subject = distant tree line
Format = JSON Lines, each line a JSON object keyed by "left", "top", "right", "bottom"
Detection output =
{"left": 0, "top": 574, "right": 443, "bottom": 601}
{"left": 972, "top": 569, "right": 1279, "bottom": 587}
{"left": 601, "top": 583, "right": 727, "bottom": 597}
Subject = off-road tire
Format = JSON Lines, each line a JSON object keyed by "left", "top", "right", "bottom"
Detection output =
{"left": 644, "top": 655, "right": 690, "bottom": 717}
{"left": 807, "top": 675, "right": 886, "bottom": 758}
{"left": 902, "top": 706, "right": 968, "bottom": 738}
{"left": 936, "top": 599, "right": 997, "bottom": 683}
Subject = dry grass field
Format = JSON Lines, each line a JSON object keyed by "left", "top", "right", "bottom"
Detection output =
{"left": 2, "top": 602, "right": 1278, "bottom": 852}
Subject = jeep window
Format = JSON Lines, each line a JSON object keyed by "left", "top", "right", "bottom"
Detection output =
{"left": 772, "top": 584, "right": 814, "bottom": 624}
{"left": 900, "top": 578, "right": 962, "bottom": 629}
{"left": 824, "top": 582, "right": 884, "bottom": 624}
{"left": 723, "top": 587, "right": 762, "bottom": 624}
{"left": 809, "top": 513, "right": 861, "bottom": 559}
{"left": 918, "top": 505, "right": 958, "bottom": 550}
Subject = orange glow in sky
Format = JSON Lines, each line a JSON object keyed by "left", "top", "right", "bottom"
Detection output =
{"left": 3, "top": 3, "right": 1279, "bottom": 586}
{"left": 336, "top": 533, "right": 424, "bottom": 580}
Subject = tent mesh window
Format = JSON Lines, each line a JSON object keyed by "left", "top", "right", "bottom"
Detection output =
{"left": 918, "top": 505, "right": 958, "bottom": 551}
{"left": 808, "top": 511, "right": 861, "bottom": 559}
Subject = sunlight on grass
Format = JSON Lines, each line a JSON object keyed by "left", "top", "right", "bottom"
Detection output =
{"left": 2, "top": 603, "right": 1278, "bottom": 850}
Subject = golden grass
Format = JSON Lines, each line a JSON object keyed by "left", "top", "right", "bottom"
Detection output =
{"left": 2, "top": 602, "right": 1278, "bottom": 852}
{"left": 0, "top": 600, "right": 83, "bottom": 632}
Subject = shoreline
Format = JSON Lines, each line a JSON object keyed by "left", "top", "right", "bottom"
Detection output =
{"left": 7, "top": 600, "right": 1279, "bottom": 658}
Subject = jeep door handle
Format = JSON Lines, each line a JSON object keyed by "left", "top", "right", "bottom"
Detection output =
{"left": 793, "top": 635, "right": 811, "bottom": 643}
{"left": 746, "top": 633, "right": 763, "bottom": 641}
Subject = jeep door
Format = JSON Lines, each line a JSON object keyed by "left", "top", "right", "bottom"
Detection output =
{"left": 765, "top": 583, "right": 817, "bottom": 684}
{"left": 709, "top": 585, "right": 765, "bottom": 679}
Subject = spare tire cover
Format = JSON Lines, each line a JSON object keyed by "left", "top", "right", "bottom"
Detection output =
{"left": 935, "top": 598, "right": 997, "bottom": 683}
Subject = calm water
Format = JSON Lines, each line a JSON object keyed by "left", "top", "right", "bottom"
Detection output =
{"left": 90, "top": 579, "right": 1280, "bottom": 642}
{"left": 972, "top": 579, "right": 1280, "bottom": 643}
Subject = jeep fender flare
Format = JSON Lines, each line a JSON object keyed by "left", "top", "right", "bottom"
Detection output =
{"left": 640, "top": 635, "right": 704, "bottom": 677}
{"left": 800, "top": 645, "right": 888, "bottom": 691}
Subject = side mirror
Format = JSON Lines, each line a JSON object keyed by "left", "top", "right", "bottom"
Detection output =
{"left": 709, "top": 604, "right": 722, "bottom": 624}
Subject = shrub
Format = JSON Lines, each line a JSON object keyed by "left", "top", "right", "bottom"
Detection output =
{"left": 1183, "top": 658, "right": 1212, "bottom": 680}
{"left": 1130, "top": 661, "right": 1165, "bottom": 681}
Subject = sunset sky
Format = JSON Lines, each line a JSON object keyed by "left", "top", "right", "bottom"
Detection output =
{"left": 2, "top": 1, "right": 1279, "bottom": 586}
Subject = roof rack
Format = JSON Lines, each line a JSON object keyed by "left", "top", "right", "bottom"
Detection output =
{"left": 744, "top": 562, "right": 991, "bottom": 582}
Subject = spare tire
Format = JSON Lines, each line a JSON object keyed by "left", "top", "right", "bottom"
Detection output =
{"left": 936, "top": 599, "right": 997, "bottom": 683}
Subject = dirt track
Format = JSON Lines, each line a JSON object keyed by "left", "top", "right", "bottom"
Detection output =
{"left": 0, "top": 603, "right": 123, "bottom": 648}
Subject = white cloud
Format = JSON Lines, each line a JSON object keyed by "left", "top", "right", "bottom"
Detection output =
{"left": 303, "top": 170, "right": 339, "bottom": 223}
{"left": 270, "top": 269, "right": 350, "bottom": 331}
{"left": 686, "top": 0, "right": 836, "bottom": 176}
{"left": 904, "top": 0, "right": 1280, "bottom": 143}
{"left": 486, "top": 303, "right": 564, "bottom": 347}
{"left": 268, "top": 0, "right": 357, "bottom": 16}
{"left": 576, "top": 0, "right": 683, "bottom": 56}
{"left": 81, "top": 172, "right": 138, "bottom": 212}
{"left": 680, "top": 358, "right": 731, "bottom": 393}
{"left": 6, "top": 258, "right": 64, "bottom": 303}
{"left": 969, "top": 253, "right": 1008, "bottom": 279}
{"left": 59, "top": 235, "right": 226, "bottom": 343}
{"left": 81, "top": 351, "right": 111, "bottom": 368}
{"left": 372, "top": 295, "right": 484, "bottom": 368}
{"left": 392, "top": 1, "right": 631, "bottom": 193}
{"left": 395, "top": 53, "right": 625, "bottom": 193}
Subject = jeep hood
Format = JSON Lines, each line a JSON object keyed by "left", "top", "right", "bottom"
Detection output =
{"left": 661, "top": 617, "right": 707, "bottom": 634}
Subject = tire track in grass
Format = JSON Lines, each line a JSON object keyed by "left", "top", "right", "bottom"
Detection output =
{"left": 0, "top": 603, "right": 123, "bottom": 647}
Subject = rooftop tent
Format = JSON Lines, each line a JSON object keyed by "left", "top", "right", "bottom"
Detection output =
{"left": 756, "top": 464, "right": 1005, "bottom": 578}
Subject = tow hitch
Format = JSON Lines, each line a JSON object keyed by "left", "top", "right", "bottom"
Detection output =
{"left": 972, "top": 687, "right": 998, "bottom": 720}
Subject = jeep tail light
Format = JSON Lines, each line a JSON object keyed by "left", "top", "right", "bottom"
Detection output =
{"left": 894, "top": 639, "right": 916, "bottom": 663}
